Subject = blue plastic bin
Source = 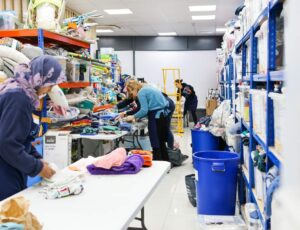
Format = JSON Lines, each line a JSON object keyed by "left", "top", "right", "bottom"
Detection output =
{"left": 191, "top": 130, "right": 220, "bottom": 153}
{"left": 193, "top": 151, "right": 240, "bottom": 215}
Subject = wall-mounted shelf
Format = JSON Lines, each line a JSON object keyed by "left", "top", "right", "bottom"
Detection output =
{"left": 59, "top": 82, "right": 90, "bottom": 89}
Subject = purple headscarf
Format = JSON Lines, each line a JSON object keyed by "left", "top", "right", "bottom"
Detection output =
{"left": 0, "top": 55, "right": 66, "bottom": 108}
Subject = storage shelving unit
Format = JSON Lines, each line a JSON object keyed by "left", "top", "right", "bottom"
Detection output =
{"left": 218, "top": 0, "right": 284, "bottom": 229}
{"left": 0, "top": 28, "right": 92, "bottom": 132}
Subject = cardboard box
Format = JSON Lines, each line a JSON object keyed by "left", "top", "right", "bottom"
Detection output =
{"left": 43, "top": 131, "right": 72, "bottom": 169}
{"left": 206, "top": 99, "right": 218, "bottom": 116}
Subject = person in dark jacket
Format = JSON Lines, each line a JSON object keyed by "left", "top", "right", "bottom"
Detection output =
{"left": 0, "top": 55, "right": 66, "bottom": 201}
{"left": 175, "top": 79, "right": 198, "bottom": 125}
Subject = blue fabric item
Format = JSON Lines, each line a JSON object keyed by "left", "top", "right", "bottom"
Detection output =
{"left": 0, "top": 90, "right": 43, "bottom": 201}
{"left": 119, "top": 122, "right": 132, "bottom": 132}
{"left": 134, "top": 86, "right": 169, "bottom": 119}
{"left": 100, "top": 113, "right": 119, "bottom": 120}
{"left": 250, "top": 210, "right": 259, "bottom": 219}
{"left": 0, "top": 223, "right": 24, "bottom": 230}
{"left": 265, "top": 176, "right": 280, "bottom": 218}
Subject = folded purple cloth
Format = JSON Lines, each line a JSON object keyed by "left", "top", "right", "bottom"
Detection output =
{"left": 87, "top": 155, "right": 144, "bottom": 175}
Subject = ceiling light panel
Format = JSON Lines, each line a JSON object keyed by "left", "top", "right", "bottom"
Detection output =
{"left": 189, "top": 5, "right": 216, "bottom": 12}
{"left": 192, "top": 15, "right": 216, "bottom": 20}
{"left": 104, "top": 9, "right": 133, "bottom": 15}
{"left": 158, "top": 32, "right": 177, "bottom": 36}
{"left": 96, "top": 29, "right": 114, "bottom": 33}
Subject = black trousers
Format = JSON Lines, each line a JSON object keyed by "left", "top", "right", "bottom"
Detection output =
{"left": 184, "top": 108, "right": 198, "bottom": 125}
{"left": 152, "top": 115, "right": 169, "bottom": 161}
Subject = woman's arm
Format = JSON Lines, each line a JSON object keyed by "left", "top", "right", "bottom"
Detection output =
{"left": 0, "top": 93, "right": 43, "bottom": 177}
{"left": 134, "top": 91, "right": 149, "bottom": 119}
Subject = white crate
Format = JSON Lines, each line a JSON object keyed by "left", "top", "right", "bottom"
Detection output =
{"left": 269, "top": 93, "right": 286, "bottom": 153}
{"left": 243, "top": 145, "right": 250, "bottom": 170}
{"left": 250, "top": 90, "right": 267, "bottom": 141}
{"left": 254, "top": 167, "right": 266, "bottom": 202}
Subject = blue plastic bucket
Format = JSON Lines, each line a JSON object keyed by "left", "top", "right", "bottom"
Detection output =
{"left": 193, "top": 151, "right": 240, "bottom": 215}
{"left": 191, "top": 130, "right": 220, "bottom": 153}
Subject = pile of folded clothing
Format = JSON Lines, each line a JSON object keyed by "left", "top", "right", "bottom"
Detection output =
{"left": 86, "top": 148, "right": 144, "bottom": 175}
{"left": 129, "top": 150, "right": 153, "bottom": 167}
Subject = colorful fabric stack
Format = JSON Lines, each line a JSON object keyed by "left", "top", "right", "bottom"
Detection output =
{"left": 129, "top": 150, "right": 153, "bottom": 167}
{"left": 93, "top": 104, "right": 114, "bottom": 113}
{"left": 86, "top": 148, "right": 144, "bottom": 175}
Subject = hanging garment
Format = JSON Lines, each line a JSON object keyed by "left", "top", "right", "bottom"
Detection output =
{"left": 87, "top": 155, "right": 144, "bottom": 175}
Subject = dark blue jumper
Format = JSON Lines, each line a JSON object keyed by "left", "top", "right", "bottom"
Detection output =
{"left": 0, "top": 90, "right": 43, "bottom": 201}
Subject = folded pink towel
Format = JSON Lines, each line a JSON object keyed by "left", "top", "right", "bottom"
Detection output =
{"left": 93, "top": 148, "right": 127, "bottom": 169}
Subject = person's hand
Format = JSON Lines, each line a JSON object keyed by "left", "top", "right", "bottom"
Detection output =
{"left": 125, "top": 115, "right": 135, "bottom": 123}
{"left": 119, "top": 112, "right": 126, "bottom": 119}
{"left": 39, "top": 161, "right": 56, "bottom": 179}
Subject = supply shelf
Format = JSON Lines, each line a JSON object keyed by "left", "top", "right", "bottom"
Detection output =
{"left": 59, "top": 82, "right": 91, "bottom": 89}
{"left": 218, "top": 1, "right": 284, "bottom": 229}
{"left": 0, "top": 29, "right": 91, "bottom": 50}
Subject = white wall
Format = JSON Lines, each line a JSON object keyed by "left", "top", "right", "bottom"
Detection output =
{"left": 115, "top": 51, "right": 134, "bottom": 76}
{"left": 135, "top": 51, "right": 218, "bottom": 108}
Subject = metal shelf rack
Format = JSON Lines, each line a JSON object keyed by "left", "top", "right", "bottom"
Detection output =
{"left": 219, "top": 1, "right": 284, "bottom": 229}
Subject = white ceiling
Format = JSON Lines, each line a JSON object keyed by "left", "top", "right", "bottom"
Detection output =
{"left": 67, "top": 0, "right": 243, "bottom": 36}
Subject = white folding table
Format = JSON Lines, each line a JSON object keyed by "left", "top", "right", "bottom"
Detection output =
{"left": 6, "top": 161, "right": 170, "bottom": 230}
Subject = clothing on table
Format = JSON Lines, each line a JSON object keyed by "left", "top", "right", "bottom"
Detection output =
{"left": 87, "top": 155, "right": 144, "bottom": 175}
{"left": 117, "top": 98, "right": 141, "bottom": 116}
{"left": 92, "top": 147, "right": 127, "bottom": 169}
{"left": 129, "top": 150, "right": 153, "bottom": 167}
{"left": 134, "top": 86, "right": 169, "bottom": 119}
{"left": 41, "top": 170, "right": 84, "bottom": 199}
{"left": 0, "top": 91, "right": 43, "bottom": 201}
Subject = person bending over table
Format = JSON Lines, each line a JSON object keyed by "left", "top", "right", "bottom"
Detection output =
{"left": 0, "top": 55, "right": 65, "bottom": 201}
{"left": 125, "top": 80, "right": 170, "bottom": 161}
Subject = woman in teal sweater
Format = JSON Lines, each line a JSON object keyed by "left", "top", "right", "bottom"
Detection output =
{"left": 126, "top": 80, "right": 170, "bottom": 161}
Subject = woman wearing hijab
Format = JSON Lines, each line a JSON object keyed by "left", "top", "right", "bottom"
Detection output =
{"left": 0, "top": 55, "right": 66, "bottom": 201}
{"left": 125, "top": 80, "right": 170, "bottom": 161}
{"left": 175, "top": 79, "right": 198, "bottom": 125}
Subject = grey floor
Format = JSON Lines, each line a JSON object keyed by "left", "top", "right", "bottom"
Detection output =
{"left": 129, "top": 127, "right": 200, "bottom": 230}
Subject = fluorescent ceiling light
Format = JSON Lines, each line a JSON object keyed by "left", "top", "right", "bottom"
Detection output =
{"left": 216, "top": 27, "right": 227, "bottom": 32}
{"left": 189, "top": 5, "right": 216, "bottom": 12}
{"left": 104, "top": 9, "right": 133, "bottom": 15}
{"left": 96, "top": 29, "right": 114, "bottom": 33}
{"left": 158, "top": 32, "right": 177, "bottom": 36}
{"left": 192, "top": 15, "right": 216, "bottom": 20}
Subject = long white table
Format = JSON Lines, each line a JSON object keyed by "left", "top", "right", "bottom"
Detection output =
{"left": 7, "top": 161, "right": 170, "bottom": 230}
{"left": 71, "top": 131, "right": 128, "bottom": 141}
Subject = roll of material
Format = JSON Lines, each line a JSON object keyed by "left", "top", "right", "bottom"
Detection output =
{"left": 0, "top": 45, "right": 30, "bottom": 64}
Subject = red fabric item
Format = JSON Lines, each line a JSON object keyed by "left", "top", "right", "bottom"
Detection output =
{"left": 93, "top": 104, "right": 114, "bottom": 113}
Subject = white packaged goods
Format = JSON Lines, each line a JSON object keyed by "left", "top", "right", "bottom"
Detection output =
{"left": 198, "top": 215, "right": 247, "bottom": 229}
{"left": 243, "top": 145, "right": 250, "bottom": 170}
{"left": 0, "top": 11, "right": 16, "bottom": 30}
{"left": 245, "top": 203, "right": 261, "bottom": 230}
{"left": 250, "top": 89, "right": 267, "bottom": 141}
{"left": 269, "top": 93, "right": 286, "bottom": 153}
{"left": 254, "top": 167, "right": 266, "bottom": 202}
{"left": 36, "top": 3, "right": 56, "bottom": 30}
{"left": 256, "top": 21, "right": 268, "bottom": 74}
{"left": 43, "top": 131, "right": 72, "bottom": 169}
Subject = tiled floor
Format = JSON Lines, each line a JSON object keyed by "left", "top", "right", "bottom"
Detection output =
{"left": 129, "top": 127, "right": 200, "bottom": 230}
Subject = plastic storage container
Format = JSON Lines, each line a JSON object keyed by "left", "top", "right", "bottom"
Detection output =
{"left": 250, "top": 89, "right": 267, "bottom": 141}
{"left": 191, "top": 130, "right": 220, "bottom": 153}
{"left": 245, "top": 203, "right": 260, "bottom": 230}
{"left": 193, "top": 151, "right": 240, "bottom": 215}
{"left": 269, "top": 93, "right": 286, "bottom": 153}
{"left": 254, "top": 167, "right": 266, "bottom": 202}
{"left": 0, "top": 11, "right": 16, "bottom": 30}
